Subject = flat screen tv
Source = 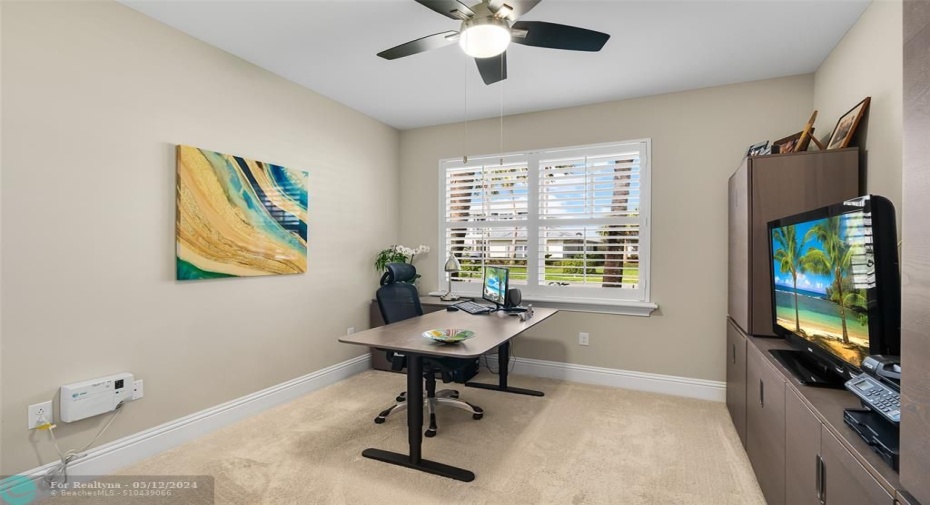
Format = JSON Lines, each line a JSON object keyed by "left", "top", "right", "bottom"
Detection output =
{"left": 767, "top": 195, "right": 900, "bottom": 385}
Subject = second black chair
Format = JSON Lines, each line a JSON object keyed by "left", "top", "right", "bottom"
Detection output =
{"left": 374, "top": 263, "right": 483, "bottom": 437}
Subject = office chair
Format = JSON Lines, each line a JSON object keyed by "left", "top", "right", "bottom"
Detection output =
{"left": 374, "top": 263, "right": 483, "bottom": 437}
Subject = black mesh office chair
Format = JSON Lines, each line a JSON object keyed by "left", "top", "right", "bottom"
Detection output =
{"left": 374, "top": 263, "right": 483, "bottom": 437}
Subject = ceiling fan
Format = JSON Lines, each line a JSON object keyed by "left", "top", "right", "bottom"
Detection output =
{"left": 377, "top": 0, "right": 610, "bottom": 85}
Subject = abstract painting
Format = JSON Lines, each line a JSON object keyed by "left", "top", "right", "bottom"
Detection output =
{"left": 176, "top": 145, "right": 308, "bottom": 280}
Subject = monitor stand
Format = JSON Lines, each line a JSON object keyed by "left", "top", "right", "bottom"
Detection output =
{"left": 769, "top": 349, "right": 848, "bottom": 389}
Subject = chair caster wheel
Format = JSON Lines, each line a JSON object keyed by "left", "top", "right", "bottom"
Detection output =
{"left": 473, "top": 413, "right": 483, "bottom": 420}
{"left": 396, "top": 396, "right": 406, "bottom": 402}
{"left": 374, "top": 417, "right": 386, "bottom": 424}
{"left": 425, "top": 429, "right": 437, "bottom": 438}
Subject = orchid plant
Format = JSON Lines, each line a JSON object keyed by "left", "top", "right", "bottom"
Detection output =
{"left": 374, "top": 244, "right": 430, "bottom": 275}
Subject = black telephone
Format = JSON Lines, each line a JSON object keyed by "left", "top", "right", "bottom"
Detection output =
{"left": 844, "top": 355, "right": 901, "bottom": 425}
{"left": 842, "top": 355, "right": 902, "bottom": 470}
{"left": 860, "top": 355, "right": 902, "bottom": 383}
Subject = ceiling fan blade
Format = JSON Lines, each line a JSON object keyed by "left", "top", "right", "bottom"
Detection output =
{"left": 475, "top": 51, "right": 507, "bottom": 85}
{"left": 415, "top": 0, "right": 475, "bottom": 20}
{"left": 489, "top": 0, "right": 541, "bottom": 21}
{"left": 377, "top": 31, "right": 459, "bottom": 60}
{"left": 511, "top": 21, "right": 610, "bottom": 51}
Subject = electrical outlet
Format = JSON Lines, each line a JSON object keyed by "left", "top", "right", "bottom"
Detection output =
{"left": 347, "top": 327, "right": 355, "bottom": 335}
{"left": 579, "top": 332, "right": 590, "bottom": 346}
{"left": 28, "top": 401, "right": 53, "bottom": 429}
{"left": 132, "top": 380, "right": 144, "bottom": 400}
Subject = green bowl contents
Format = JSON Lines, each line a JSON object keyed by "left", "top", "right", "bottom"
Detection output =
{"left": 422, "top": 329, "right": 475, "bottom": 343}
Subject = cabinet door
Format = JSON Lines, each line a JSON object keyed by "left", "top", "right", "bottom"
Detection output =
{"left": 901, "top": 1, "right": 930, "bottom": 503}
{"left": 728, "top": 161, "right": 750, "bottom": 332}
{"left": 785, "top": 388, "right": 822, "bottom": 505}
{"left": 726, "top": 319, "right": 747, "bottom": 447}
{"left": 821, "top": 428, "right": 894, "bottom": 505}
{"left": 746, "top": 345, "right": 787, "bottom": 505}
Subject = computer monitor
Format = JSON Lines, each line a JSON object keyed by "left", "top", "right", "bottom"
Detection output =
{"left": 482, "top": 266, "right": 509, "bottom": 307}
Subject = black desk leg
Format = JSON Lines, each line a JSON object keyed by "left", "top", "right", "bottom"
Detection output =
{"left": 362, "top": 353, "right": 475, "bottom": 482}
{"left": 465, "top": 341, "right": 544, "bottom": 397}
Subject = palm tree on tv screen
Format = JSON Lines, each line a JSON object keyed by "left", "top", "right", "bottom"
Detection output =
{"left": 803, "top": 216, "right": 856, "bottom": 344}
{"left": 773, "top": 225, "right": 811, "bottom": 332}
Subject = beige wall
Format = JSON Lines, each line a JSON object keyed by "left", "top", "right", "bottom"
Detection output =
{"left": 399, "top": 75, "right": 815, "bottom": 383}
{"left": 1, "top": 1, "right": 398, "bottom": 474}
{"left": 814, "top": 0, "right": 903, "bottom": 219}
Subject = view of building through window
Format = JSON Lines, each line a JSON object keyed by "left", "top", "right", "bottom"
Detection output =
{"left": 440, "top": 140, "right": 651, "bottom": 303}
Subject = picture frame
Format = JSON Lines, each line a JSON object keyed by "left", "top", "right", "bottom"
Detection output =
{"left": 795, "top": 110, "right": 821, "bottom": 152}
{"left": 772, "top": 132, "right": 802, "bottom": 154}
{"left": 826, "top": 97, "right": 871, "bottom": 150}
{"left": 746, "top": 140, "right": 769, "bottom": 157}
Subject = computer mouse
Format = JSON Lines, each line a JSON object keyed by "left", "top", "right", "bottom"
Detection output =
{"left": 446, "top": 306, "right": 459, "bottom": 312}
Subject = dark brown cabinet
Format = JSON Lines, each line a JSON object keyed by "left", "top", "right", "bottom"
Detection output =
{"left": 821, "top": 428, "right": 895, "bottom": 505}
{"left": 785, "top": 389, "right": 822, "bottom": 505}
{"left": 724, "top": 129, "right": 922, "bottom": 503}
{"left": 901, "top": 2, "right": 930, "bottom": 503}
{"left": 746, "top": 344, "right": 787, "bottom": 505}
{"left": 726, "top": 319, "right": 748, "bottom": 447}
{"left": 727, "top": 150, "right": 861, "bottom": 337}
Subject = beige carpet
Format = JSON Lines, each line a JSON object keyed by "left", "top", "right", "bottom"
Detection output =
{"left": 108, "top": 371, "right": 763, "bottom": 505}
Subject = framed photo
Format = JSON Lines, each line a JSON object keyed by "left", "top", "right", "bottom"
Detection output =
{"left": 746, "top": 140, "right": 769, "bottom": 157}
{"left": 827, "top": 97, "right": 871, "bottom": 150}
{"left": 772, "top": 132, "right": 801, "bottom": 154}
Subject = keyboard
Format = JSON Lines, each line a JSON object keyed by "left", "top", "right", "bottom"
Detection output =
{"left": 454, "top": 300, "right": 494, "bottom": 314}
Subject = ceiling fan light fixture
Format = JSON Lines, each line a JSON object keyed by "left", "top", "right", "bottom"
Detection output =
{"left": 459, "top": 18, "right": 511, "bottom": 58}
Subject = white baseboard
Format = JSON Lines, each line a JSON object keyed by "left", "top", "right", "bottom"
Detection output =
{"left": 2, "top": 353, "right": 370, "bottom": 491}
{"left": 2, "top": 352, "right": 722, "bottom": 496}
{"left": 512, "top": 357, "right": 726, "bottom": 402}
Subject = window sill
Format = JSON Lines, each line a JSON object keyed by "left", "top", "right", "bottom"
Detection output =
{"left": 426, "top": 291, "right": 658, "bottom": 316}
{"left": 522, "top": 297, "right": 658, "bottom": 316}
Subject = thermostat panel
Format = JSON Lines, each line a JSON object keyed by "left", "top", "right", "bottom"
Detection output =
{"left": 60, "top": 372, "right": 133, "bottom": 423}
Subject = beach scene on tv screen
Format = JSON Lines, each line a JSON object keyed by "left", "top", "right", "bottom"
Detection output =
{"left": 771, "top": 213, "right": 871, "bottom": 367}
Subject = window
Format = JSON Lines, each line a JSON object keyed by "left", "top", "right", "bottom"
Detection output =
{"left": 439, "top": 140, "right": 652, "bottom": 309}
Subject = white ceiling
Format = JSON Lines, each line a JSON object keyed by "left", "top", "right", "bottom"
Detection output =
{"left": 123, "top": 0, "right": 870, "bottom": 130}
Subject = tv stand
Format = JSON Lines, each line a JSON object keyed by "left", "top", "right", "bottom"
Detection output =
{"left": 769, "top": 349, "right": 847, "bottom": 389}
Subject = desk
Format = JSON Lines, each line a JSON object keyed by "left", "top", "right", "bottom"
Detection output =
{"left": 339, "top": 307, "right": 557, "bottom": 482}
{"left": 368, "top": 297, "right": 465, "bottom": 372}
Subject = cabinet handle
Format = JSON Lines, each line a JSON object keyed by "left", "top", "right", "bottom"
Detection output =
{"left": 732, "top": 343, "right": 736, "bottom": 364}
{"left": 760, "top": 379, "right": 764, "bottom": 408}
{"left": 816, "top": 454, "right": 826, "bottom": 505}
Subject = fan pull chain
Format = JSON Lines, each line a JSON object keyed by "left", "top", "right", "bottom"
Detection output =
{"left": 499, "top": 54, "right": 504, "bottom": 166}
{"left": 463, "top": 54, "right": 469, "bottom": 164}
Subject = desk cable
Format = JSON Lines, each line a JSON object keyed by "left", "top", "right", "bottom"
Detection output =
{"left": 480, "top": 341, "right": 517, "bottom": 375}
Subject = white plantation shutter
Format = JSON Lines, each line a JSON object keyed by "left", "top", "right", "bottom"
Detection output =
{"left": 444, "top": 157, "right": 530, "bottom": 285}
{"left": 440, "top": 140, "right": 651, "bottom": 305}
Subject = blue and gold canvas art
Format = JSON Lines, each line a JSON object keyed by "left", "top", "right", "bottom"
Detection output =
{"left": 176, "top": 145, "right": 308, "bottom": 280}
